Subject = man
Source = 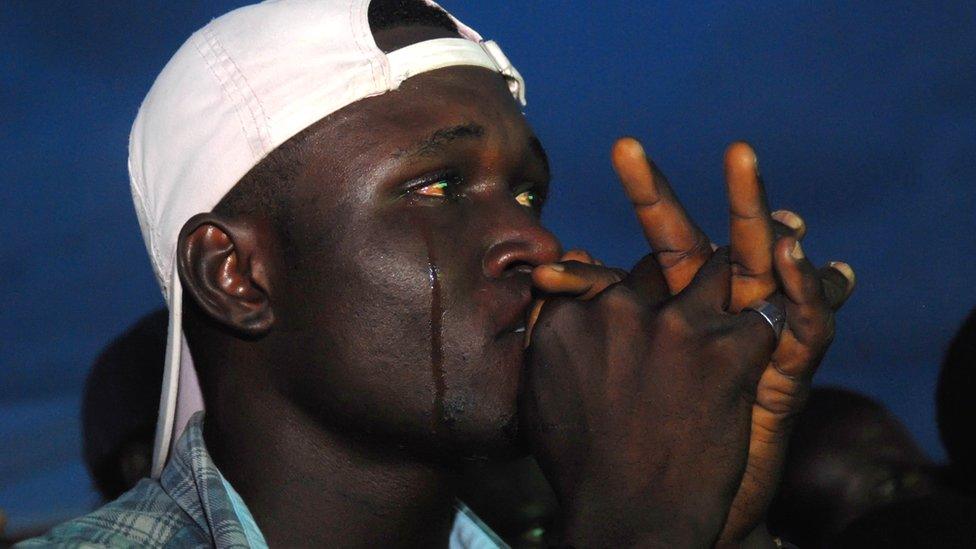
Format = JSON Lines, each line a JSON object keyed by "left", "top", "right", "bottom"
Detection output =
{"left": 22, "top": 0, "right": 853, "bottom": 546}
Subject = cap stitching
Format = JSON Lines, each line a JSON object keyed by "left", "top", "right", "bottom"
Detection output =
{"left": 128, "top": 156, "right": 166, "bottom": 292}
{"left": 194, "top": 27, "right": 265, "bottom": 161}
{"left": 206, "top": 29, "right": 272, "bottom": 154}
{"left": 350, "top": 0, "right": 385, "bottom": 91}
{"left": 192, "top": 31, "right": 257, "bottom": 159}
{"left": 203, "top": 26, "right": 269, "bottom": 158}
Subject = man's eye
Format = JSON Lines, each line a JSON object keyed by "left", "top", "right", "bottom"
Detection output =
{"left": 411, "top": 175, "right": 460, "bottom": 199}
{"left": 515, "top": 189, "right": 538, "bottom": 209}
{"left": 415, "top": 179, "right": 451, "bottom": 198}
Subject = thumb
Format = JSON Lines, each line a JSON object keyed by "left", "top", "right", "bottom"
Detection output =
{"left": 526, "top": 260, "right": 627, "bottom": 346}
{"left": 531, "top": 260, "right": 627, "bottom": 300}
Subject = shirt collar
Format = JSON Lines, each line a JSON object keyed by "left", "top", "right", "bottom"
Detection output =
{"left": 159, "top": 411, "right": 267, "bottom": 548}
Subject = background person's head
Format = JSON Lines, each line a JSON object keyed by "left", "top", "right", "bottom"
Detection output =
{"left": 937, "top": 307, "right": 976, "bottom": 495}
{"left": 833, "top": 491, "right": 976, "bottom": 548}
{"left": 177, "top": 0, "right": 561, "bottom": 463}
{"left": 82, "top": 309, "right": 166, "bottom": 501}
{"left": 768, "top": 386, "right": 936, "bottom": 547}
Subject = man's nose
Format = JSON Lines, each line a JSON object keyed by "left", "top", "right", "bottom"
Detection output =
{"left": 482, "top": 208, "right": 562, "bottom": 279}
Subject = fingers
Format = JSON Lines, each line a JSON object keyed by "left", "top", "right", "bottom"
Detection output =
{"left": 532, "top": 261, "right": 627, "bottom": 301}
{"left": 671, "top": 247, "right": 732, "bottom": 312}
{"left": 744, "top": 239, "right": 856, "bottom": 381}
{"left": 625, "top": 253, "right": 672, "bottom": 305}
{"left": 728, "top": 309, "right": 779, "bottom": 378}
{"left": 526, "top": 250, "right": 624, "bottom": 347}
{"left": 820, "top": 261, "right": 855, "bottom": 311}
{"left": 775, "top": 238, "right": 854, "bottom": 354}
{"left": 560, "top": 249, "right": 602, "bottom": 266}
{"left": 679, "top": 248, "right": 777, "bottom": 371}
{"left": 525, "top": 300, "right": 546, "bottom": 348}
{"left": 771, "top": 209, "right": 806, "bottom": 241}
{"left": 774, "top": 239, "right": 824, "bottom": 309}
{"left": 726, "top": 142, "right": 776, "bottom": 312}
{"left": 611, "top": 137, "right": 712, "bottom": 293}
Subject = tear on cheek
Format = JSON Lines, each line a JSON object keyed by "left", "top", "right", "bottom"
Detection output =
{"left": 418, "top": 219, "right": 446, "bottom": 434}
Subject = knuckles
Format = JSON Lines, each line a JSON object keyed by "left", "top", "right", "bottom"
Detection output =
{"left": 652, "top": 302, "right": 697, "bottom": 340}
{"left": 535, "top": 284, "right": 653, "bottom": 339}
{"left": 654, "top": 234, "right": 712, "bottom": 269}
{"left": 531, "top": 297, "right": 590, "bottom": 345}
{"left": 592, "top": 283, "right": 646, "bottom": 318}
{"left": 788, "top": 305, "right": 835, "bottom": 350}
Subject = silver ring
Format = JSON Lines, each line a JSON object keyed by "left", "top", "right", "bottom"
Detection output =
{"left": 745, "top": 299, "right": 785, "bottom": 339}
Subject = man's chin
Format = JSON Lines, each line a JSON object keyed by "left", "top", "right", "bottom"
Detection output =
{"left": 451, "top": 412, "right": 528, "bottom": 462}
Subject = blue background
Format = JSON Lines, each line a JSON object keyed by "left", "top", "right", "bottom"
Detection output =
{"left": 2, "top": 0, "right": 975, "bottom": 536}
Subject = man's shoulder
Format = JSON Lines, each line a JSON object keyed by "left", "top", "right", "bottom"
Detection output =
{"left": 16, "top": 478, "right": 210, "bottom": 548}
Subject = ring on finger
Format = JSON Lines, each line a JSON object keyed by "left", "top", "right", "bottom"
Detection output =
{"left": 745, "top": 299, "right": 786, "bottom": 339}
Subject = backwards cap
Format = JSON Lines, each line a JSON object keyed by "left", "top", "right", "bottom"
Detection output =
{"left": 129, "top": 0, "right": 526, "bottom": 478}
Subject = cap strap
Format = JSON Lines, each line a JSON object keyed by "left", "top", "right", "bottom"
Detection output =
{"left": 386, "top": 37, "right": 526, "bottom": 106}
{"left": 150, "top": 259, "right": 184, "bottom": 478}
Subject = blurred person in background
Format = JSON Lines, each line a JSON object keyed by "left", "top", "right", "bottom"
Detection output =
{"left": 0, "top": 312, "right": 167, "bottom": 546}
{"left": 81, "top": 309, "right": 167, "bottom": 502}
{"left": 937, "top": 307, "right": 976, "bottom": 496}
{"left": 768, "top": 387, "right": 938, "bottom": 547}
{"left": 833, "top": 491, "right": 976, "bottom": 548}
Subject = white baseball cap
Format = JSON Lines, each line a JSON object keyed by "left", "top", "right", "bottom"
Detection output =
{"left": 129, "top": 0, "right": 526, "bottom": 478}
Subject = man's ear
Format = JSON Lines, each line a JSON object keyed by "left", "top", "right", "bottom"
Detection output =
{"left": 177, "top": 213, "right": 275, "bottom": 336}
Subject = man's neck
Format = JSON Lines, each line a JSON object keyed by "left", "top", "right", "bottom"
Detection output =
{"left": 202, "top": 376, "right": 458, "bottom": 548}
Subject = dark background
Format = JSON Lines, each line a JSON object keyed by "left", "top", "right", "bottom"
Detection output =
{"left": 2, "top": 0, "right": 974, "bottom": 535}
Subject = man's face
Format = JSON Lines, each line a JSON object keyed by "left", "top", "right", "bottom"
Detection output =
{"left": 262, "top": 63, "right": 561, "bottom": 460}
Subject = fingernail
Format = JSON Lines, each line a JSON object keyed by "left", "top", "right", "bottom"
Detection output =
{"left": 547, "top": 263, "right": 565, "bottom": 272}
{"left": 738, "top": 142, "right": 759, "bottom": 175}
{"left": 791, "top": 241, "right": 804, "bottom": 260}
{"left": 632, "top": 139, "right": 646, "bottom": 158}
{"left": 772, "top": 210, "right": 804, "bottom": 231}
{"left": 829, "top": 261, "right": 855, "bottom": 285}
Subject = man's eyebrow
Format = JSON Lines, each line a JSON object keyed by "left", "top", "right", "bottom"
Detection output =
{"left": 394, "top": 123, "right": 486, "bottom": 159}
{"left": 528, "top": 135, "right": 550, "bottom": 177}
{"left": 392, "top": 123, "right": 550, "bottom": 178}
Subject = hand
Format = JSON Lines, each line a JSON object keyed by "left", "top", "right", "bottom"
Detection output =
{"left": 525, "top": 249, "right": 627, "bottom": 346}
{"left": 610, "top": 138, "right": 856, "bottom": 544}
{"left": 521, "top": 248, "right": 777, "bottom": 547}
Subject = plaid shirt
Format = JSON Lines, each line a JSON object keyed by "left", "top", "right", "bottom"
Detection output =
{"left": 19, "top": 413, "right": 504, "bottom": 548}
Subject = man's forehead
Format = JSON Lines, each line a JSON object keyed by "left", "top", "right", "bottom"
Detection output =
{"left": 310, "top": 66, "right": 543, "bottom": 161}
